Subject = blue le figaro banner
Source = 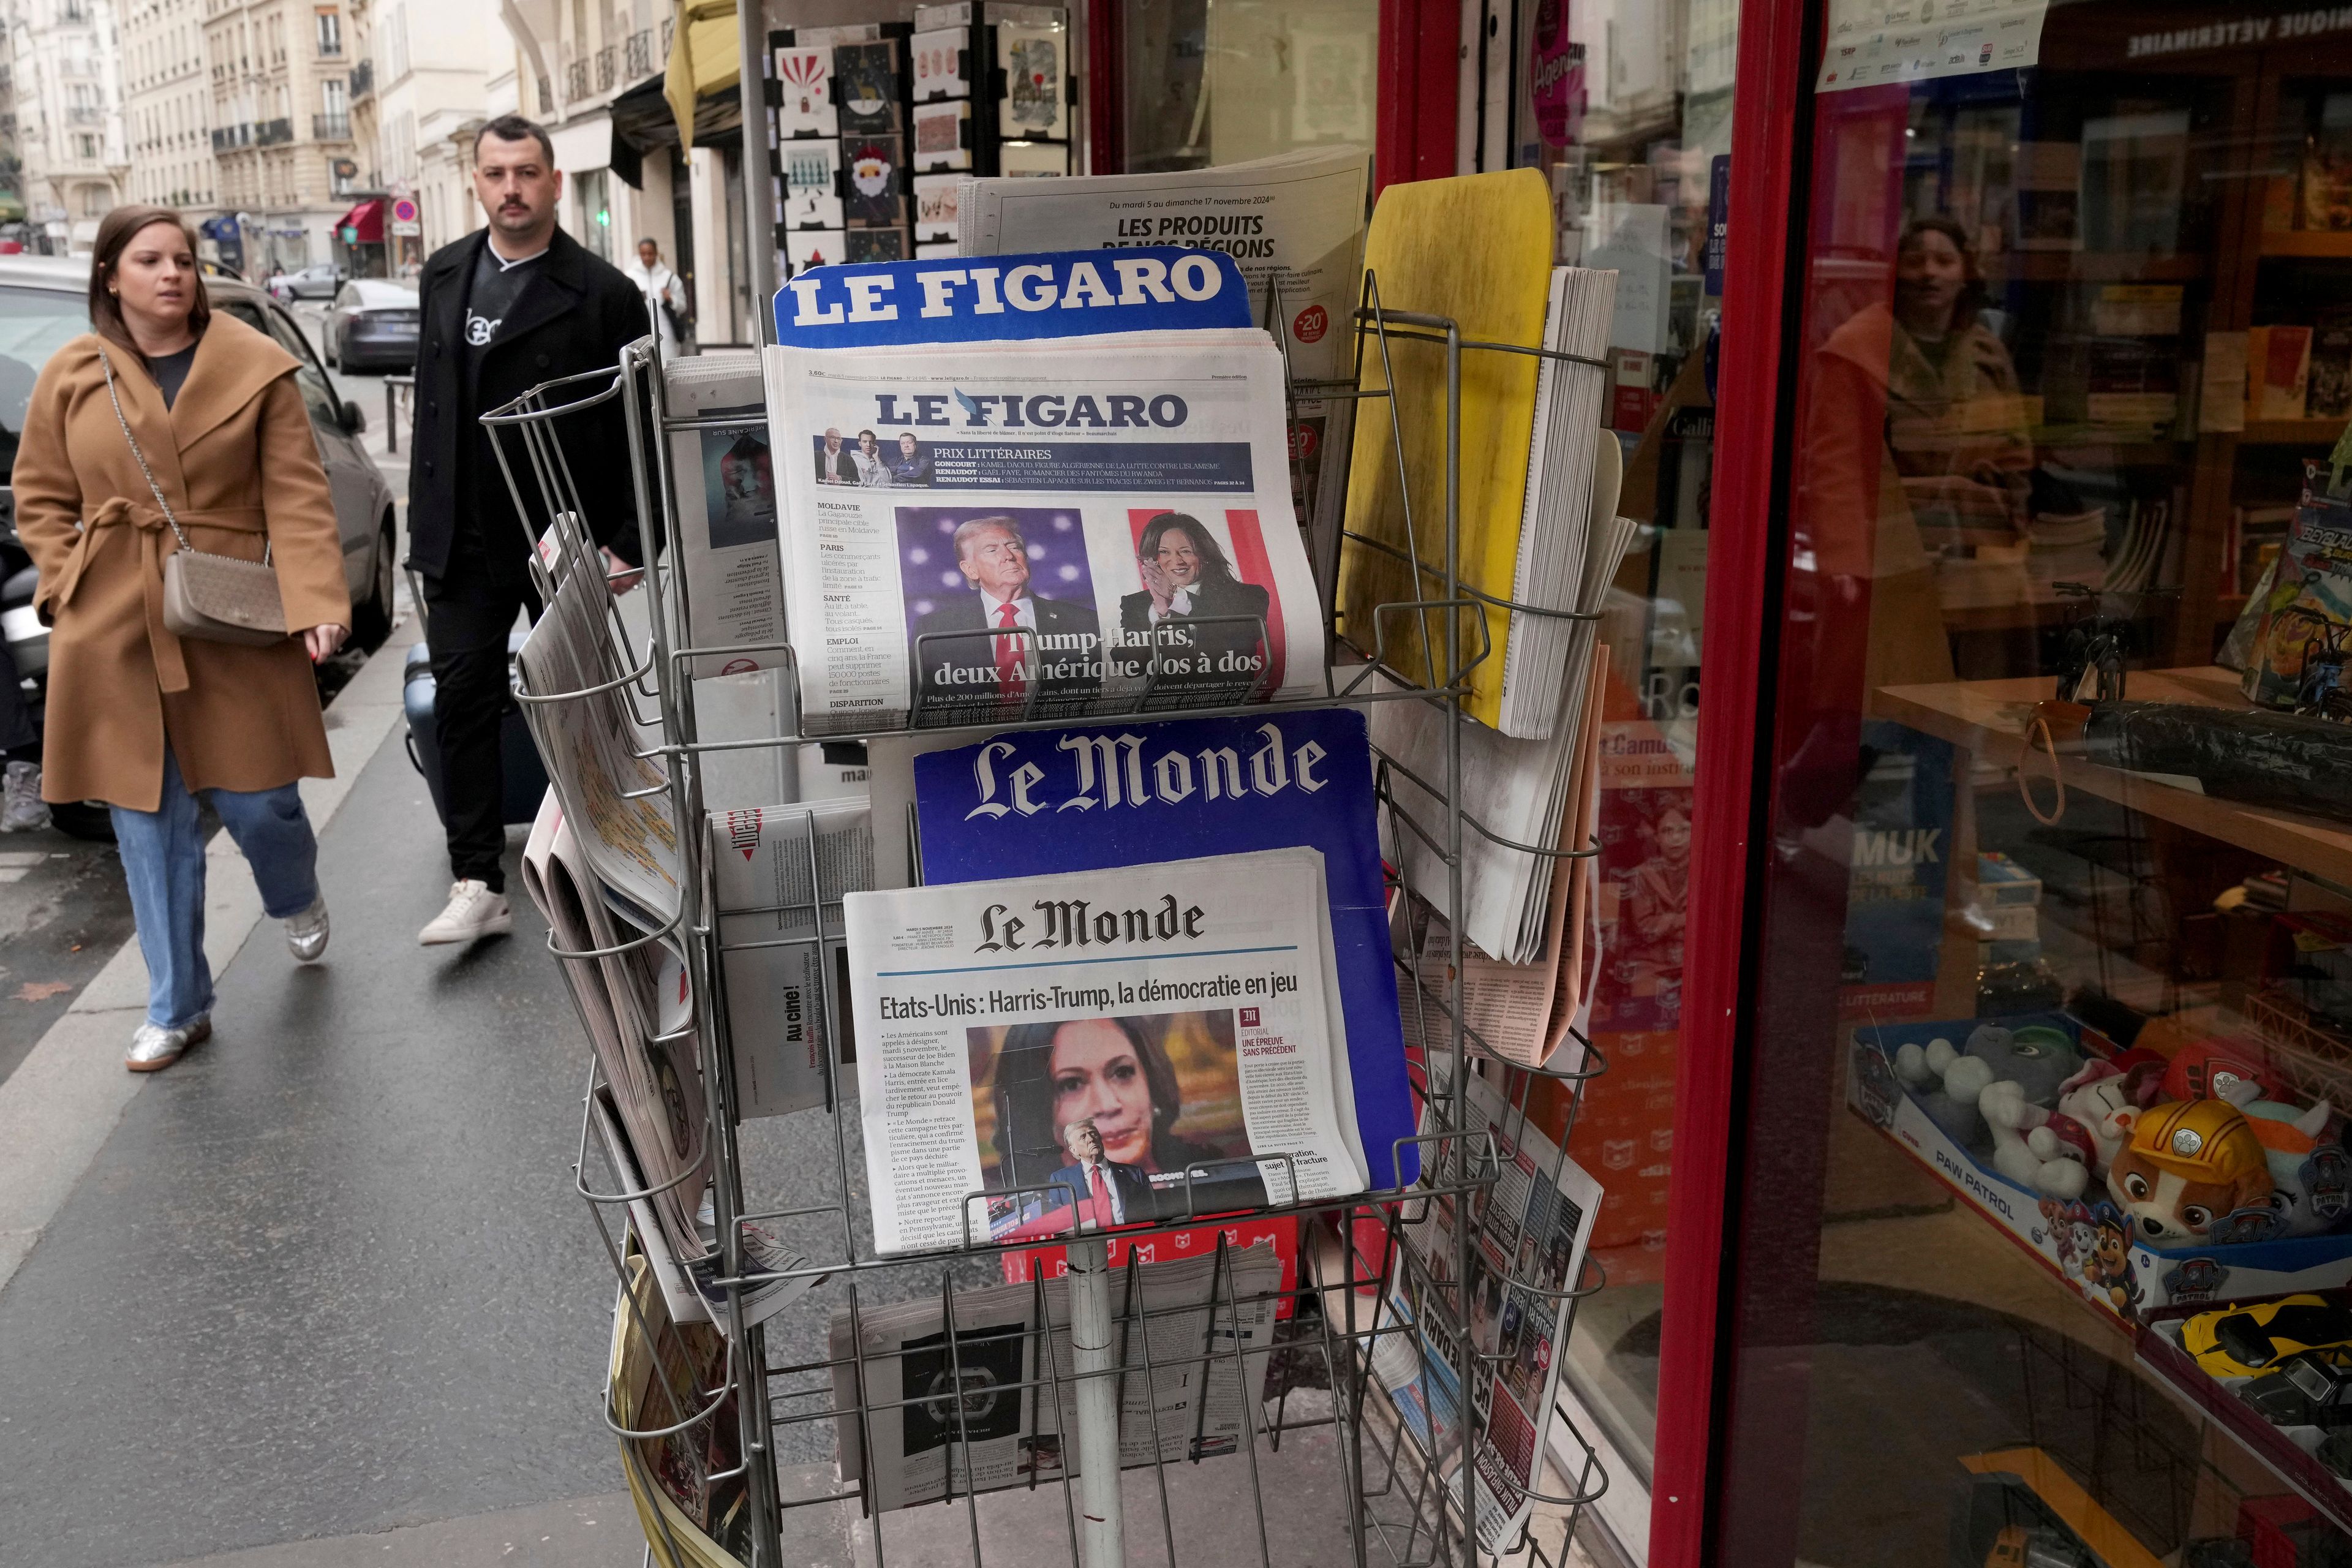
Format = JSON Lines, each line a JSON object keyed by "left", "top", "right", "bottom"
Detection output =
{"left": 772, "top": 247, "right": 1254, "bottom": 349}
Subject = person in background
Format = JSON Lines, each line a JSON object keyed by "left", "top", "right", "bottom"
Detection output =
{"left": 12, "top": 206, "right": 350, "bottom": 1071}
{"left": 407, "top": 114, "right": 648, "bottom": 946}
{"left": 622, "top": 237, "right": 688, "bottom": 350}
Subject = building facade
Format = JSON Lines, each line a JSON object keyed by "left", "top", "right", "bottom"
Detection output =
{"left": 120, "top": 0, "right": 211, "bottom": 214}
{"left": 203, "top": 0, "right": 361, "bottom": 274}
{"left": 368, "top": 0, "right": 499, "bottom": 266}
{"left": 8, "top": 0, "right": 127, "bottom": 252}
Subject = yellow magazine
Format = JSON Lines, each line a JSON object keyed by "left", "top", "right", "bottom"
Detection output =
{"left": 1336, "top": 169, "right": 1556, "bottom": 729}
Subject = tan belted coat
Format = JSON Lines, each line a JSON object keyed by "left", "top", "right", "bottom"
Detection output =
{"left": 14, "top": 313, "right": 352, "bottom": 812}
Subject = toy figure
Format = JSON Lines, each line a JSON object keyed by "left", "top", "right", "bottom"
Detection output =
{"left": 2241, "top": 1098, "right": 2347, "bottom": 1236}
{"left": 1982, "top": 1052, "right": 2164, "bottom": 1199}
{"left": 2081, "top": 1206, "right": 2143, "bottom": 1318}
{"left": 2106, "top": 1099, "right": 2276, "bottom": 1245}
{"left": 1892, "top": 1023, "right": 2086, "bottom": 1150}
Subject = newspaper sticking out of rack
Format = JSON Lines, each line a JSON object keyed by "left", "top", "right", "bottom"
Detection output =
{"left": 668, "top": 352, "right": 788, "bottom": 682}
{"left": 843, "top": 848, "right": 1369, "bottom": 1254}
{"left": 764, "top": 329, "right": 1327, "bottom": 734}
{"left": 1374, "top": 1054, "right": 1602, "bottom": 1555}
{"left": 829, "top": 1242, "right": 1284, "bottom": 1512}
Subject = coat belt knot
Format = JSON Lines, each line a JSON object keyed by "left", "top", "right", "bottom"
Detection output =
{"left": 53, "top": 499, "right": 271, "bottom": 693}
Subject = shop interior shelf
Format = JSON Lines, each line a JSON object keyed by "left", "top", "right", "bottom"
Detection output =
{"left": 2135, "top": 1315, "right": 2352, "bottom": 1537}
{"left": 2261, "top": 230, "right": 2352, "bottom": 258}
{"left": 1876, "top": 666, "right": 2352, "bottom": 886}
{"left": 2238, "top": 417, "right": 2351, "bottom": 447}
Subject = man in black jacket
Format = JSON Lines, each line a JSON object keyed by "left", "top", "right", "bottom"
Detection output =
{"left": 407, "top": 113, "right": 654, "bottom": 945}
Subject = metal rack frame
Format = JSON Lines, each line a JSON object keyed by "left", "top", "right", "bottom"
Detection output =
{"left": 480, "top": 277, "right": 1623, "bottom": 1568}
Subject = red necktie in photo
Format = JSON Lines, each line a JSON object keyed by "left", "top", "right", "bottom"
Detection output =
{"left": 995, "top": 601, "right": 1027, "bottom": 696}
{"left": 1088, "top": 1163, "right": 1110, "bottom": 1223}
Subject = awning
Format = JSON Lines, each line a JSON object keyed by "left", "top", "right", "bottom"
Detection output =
{"left": 334, "top": 198, "right": 383, "bottom": 244}
{"left": 665, "top": 0, "right": 740, "bottom": 152}
{"left": 610, "top": 69, "right": 742, "bottom": 187}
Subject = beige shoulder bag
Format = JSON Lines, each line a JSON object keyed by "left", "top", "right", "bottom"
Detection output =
{"left": 97, "top": 347, "right": 287, "bottom": 646}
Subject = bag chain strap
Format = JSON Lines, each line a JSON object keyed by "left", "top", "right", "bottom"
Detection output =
{"left": 96, "top": 345, "right": 271, "bottom": 567}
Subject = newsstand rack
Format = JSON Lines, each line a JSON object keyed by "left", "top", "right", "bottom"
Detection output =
{"left": 484, "top": 275, "right": 1621, "bottom": 1568}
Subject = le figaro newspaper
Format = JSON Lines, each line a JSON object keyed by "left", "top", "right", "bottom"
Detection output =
{"left": 764, "top": 290, "right": 1325, "bottom": 734}
{"left": 844, "top": 848, "right": 1368, "bottom": 1255}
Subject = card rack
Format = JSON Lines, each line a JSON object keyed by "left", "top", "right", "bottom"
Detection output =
{"left": 480, "top": 279, "right": 1620, "bottom": 1568}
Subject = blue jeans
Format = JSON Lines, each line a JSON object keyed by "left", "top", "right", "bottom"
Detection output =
{"left": 111, "top": 748, "right": 320, "bottom": 1030}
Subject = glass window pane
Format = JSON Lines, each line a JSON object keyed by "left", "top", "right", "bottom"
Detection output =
{"left": 1724, "top": 7, "right": 2352, "bottom": 1562}
{"left": 1120, "top": 0, "right": 1378, "bottom": 173}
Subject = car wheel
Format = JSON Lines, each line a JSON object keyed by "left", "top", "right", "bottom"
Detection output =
{"left": 323, "top": 328, "right": 337, "bottom": 368}
{"left": 352, "top": 514, "right": 397, "bottom": 650}
{"left": 49, "top": 799, "right": 115, "bottom": 842}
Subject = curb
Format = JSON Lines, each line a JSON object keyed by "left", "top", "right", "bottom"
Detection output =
{"left": 0, "top": 611, "right": 422, "bottom": 1300}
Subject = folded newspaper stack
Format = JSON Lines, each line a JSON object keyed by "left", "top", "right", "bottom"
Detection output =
{"left": 764, "top": 323, "right": 1326, "bottom": 734}
{"left": 843, "top": 848, "right": 1370, "bottom": 1254}
{"left": 609, "top": 1249, "right": 752, "bottom": 1568}
{"left": 829, "top": 1242, "right": 1283, "bottom": 1511}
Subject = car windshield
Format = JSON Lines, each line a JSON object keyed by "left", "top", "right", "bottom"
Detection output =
{"left": 0, "top": 285, "right": 89, "bottom": 477}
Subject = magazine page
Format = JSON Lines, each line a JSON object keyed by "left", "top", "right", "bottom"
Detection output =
{"left": 903, "top": 709, "right": 1419, "bottom": 1188}
{"left": 666, "top": 352, "right": 788, "bottom": 681}
{"left": 956, "top": 146, "right": 1370, "bottom": 385}
{"left": 829, "top": 1243, "right": 1283, "bottom": 1512}
{"left": 844, "top": 849, "right": 1366, "bottom": 1254}
{"left": 707, "top": 801, "right": 872, "bottom": 1119}
{"left": 766, "top": 329, "right": 1325, "bottom": 734}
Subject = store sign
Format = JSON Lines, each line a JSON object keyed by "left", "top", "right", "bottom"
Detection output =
{"left": 1815, "top": 0, "right": 2046, "bottom": 91}
{"left": 2127, "top": 9, "right": 2352, "bottom": 59}
{"left": 772, "top": 247, "right": 1250, "bottom": 348}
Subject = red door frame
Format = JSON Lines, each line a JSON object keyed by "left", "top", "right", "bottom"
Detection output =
{"left": 1648, "top": 0, "right": 1815, "bottom": 1562}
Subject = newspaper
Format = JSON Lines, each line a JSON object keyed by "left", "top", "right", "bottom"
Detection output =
{"left": 668, "top": 352, "right": 788, "bottom": 681}
{"left": 764, "top": 329, "right": 1326, "bottom": 735}
{"left": 1376, "top": 1054, "right": 1602, "bottom": 1554}
{"left": 707, "top": 801, "right": 872, "bottom": 1119}
{"left": 516, "top": 552, "right": 683, "bottom": 924}
{"left": 956, "top": 147, "right": 1369, "bottom": 385}
{"left": 843, "top": 848, "right": 1369, "bottom": 1254}
{"left": 609, "top": 1250, "right": 753, "bottom": 1568}
{"left": 829, "top": 1242, "right": 1284, "bottom": 1512}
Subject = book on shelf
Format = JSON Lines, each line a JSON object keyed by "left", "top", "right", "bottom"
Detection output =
{"left": 1335, "top": 168, "right": 1618, "bottom": 740}
{"left": 842, "top": 848, "right": 1371, "bottom": 1256}
{"left": 2226, "top": 503, "right": 2297, "bottom": 598}
{"left": 2311, "top": 311, "right": 2352, "bottom": 420}
{"left": 2248, "top": 325, "right": 2315, "bottom": 423}
{"left": 2242, "top": 463, "right": 2352, "bottom": 709}
{"left": 865, "top": 706, "right": 1420, "bottom": 1188}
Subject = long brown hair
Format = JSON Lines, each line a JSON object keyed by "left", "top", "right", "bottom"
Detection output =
{"left": 88, "top": 205, "right": 210, "bottom": 357}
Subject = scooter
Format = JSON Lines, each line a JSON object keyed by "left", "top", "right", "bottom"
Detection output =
{"left": 1, "top": 486, "right": 113, "bottom": 840}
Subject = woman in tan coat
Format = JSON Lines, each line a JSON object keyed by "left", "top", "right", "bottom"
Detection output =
{"left": 14, "top": 206, "right": 352, "bottom": 1071}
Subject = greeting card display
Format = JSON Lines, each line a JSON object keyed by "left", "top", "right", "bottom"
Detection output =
{"left": 786, "top": 229, "right": 845, "bottom": 274}
{"left": 780, "top": 139, "right": 844, "bottom": 230}
{"left": 833, "top": 40, "right": 902, "bottom": 135}
{"left": 997, "top": 24, "right": 1066, "bottom": 140}
{"left": 846, "top": 229, "right": 909, "bottom": 262}
{"left": 913, "top": 172, "right": 960, "bottom": 241}
{"left": 844, "top": 135, "right": 907, "bottom": 227}
{"left": 910, "top": 26, "right": 970, "bottom": 99}
{"left": 774, "top": 47, "right": 838, "bottom": 137}
{"left": 911, "top": 99, "right": 971, "bottom": 172}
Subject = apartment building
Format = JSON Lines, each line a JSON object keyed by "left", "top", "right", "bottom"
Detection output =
{"left": 369, "top": 0, "right": 499, "bottom": 265}
{"left": 121, "top": 0, "right": 213, "bottom": 213}
{"left": 7, "top": 0, "right": 127, "bottom": 251}
{"left": 203, "top": 0, "right": 363, "bottom": 273}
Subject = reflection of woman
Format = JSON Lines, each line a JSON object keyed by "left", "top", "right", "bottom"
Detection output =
{"left": 1625, "top": 804, "right": 1690, "bottom": 974}
{"left": 991, "top": 1016, "right": 1263, "bottom": 1215}
{"left": 851, "top": 428, "right": 889, "bottom": 486}
{"left": 891, "top": 431, "right": 932, "bottom": 486}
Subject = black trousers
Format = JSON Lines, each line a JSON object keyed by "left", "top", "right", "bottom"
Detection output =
{"left": 421, "top": 554, "right": 540, "bottom": 892}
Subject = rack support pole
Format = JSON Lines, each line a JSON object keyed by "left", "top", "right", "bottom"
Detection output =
{"left": 1068, "top": 1235, "right": 1126, "bottom": 1568}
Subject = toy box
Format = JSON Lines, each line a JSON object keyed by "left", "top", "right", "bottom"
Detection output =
{"left": 1847, "top": 1014, "right": 2352, "bottom": 1322}
{"left": 2140, "top": 1294, "right": 2352, "bottom": 1537}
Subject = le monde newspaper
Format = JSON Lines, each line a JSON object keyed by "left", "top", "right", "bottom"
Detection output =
{"left": 846, "top": 848, "right": 1368, "bottom": 1256}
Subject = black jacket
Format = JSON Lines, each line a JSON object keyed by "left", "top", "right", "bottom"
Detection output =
{"left": 405, "top": 227, "right": 652, "bottom": 582}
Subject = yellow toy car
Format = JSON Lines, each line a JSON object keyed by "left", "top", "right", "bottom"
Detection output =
{"left": 2184, "top": 1294, "right": 2352, "bottom": 1378}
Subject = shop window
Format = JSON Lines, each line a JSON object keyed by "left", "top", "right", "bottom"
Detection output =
{"left": 576, "top": 167, "right": 613, "bottom": 263}
{"left": 1716, "top": 7, "right": 2352, "bottom": 1567}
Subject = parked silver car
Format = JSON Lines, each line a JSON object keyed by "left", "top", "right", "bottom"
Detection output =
{"left": 322, "top": 277, "right": 420, "bottom": 372}
{"left": 266, "top": 262, "right": 343, "bottom": 302}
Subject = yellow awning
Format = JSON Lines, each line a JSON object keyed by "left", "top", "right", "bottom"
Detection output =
{"left": 665, "top": 0, "right": 740, "bottom": 152}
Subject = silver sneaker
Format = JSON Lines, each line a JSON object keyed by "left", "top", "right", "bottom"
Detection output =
{"left": 126, "top": 1014, "right": 211, "bottom": 1072}
{"left": 284, "top": 895, "right": 330, "bottom": 963}
{"left": 1, "top": 760, "right": 48, "bottom": 832}
{"left": 418, "top": 878, "right": 513, "bottom": 946}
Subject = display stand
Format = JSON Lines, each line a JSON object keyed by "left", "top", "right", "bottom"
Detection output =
{"left": 480, "top": 274, "right": 1619, "bottom": 1568}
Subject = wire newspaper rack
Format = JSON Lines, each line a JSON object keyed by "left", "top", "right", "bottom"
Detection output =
{"left": 482, "top": 274, "right": 1623, "bottom": 1568}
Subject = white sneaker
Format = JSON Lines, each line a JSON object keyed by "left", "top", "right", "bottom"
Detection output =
{"left": 1, "top": 761, "right": 49, "bottom": 832}
{"left": 418, "top": 878, "right": 513, "bottom": 945}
